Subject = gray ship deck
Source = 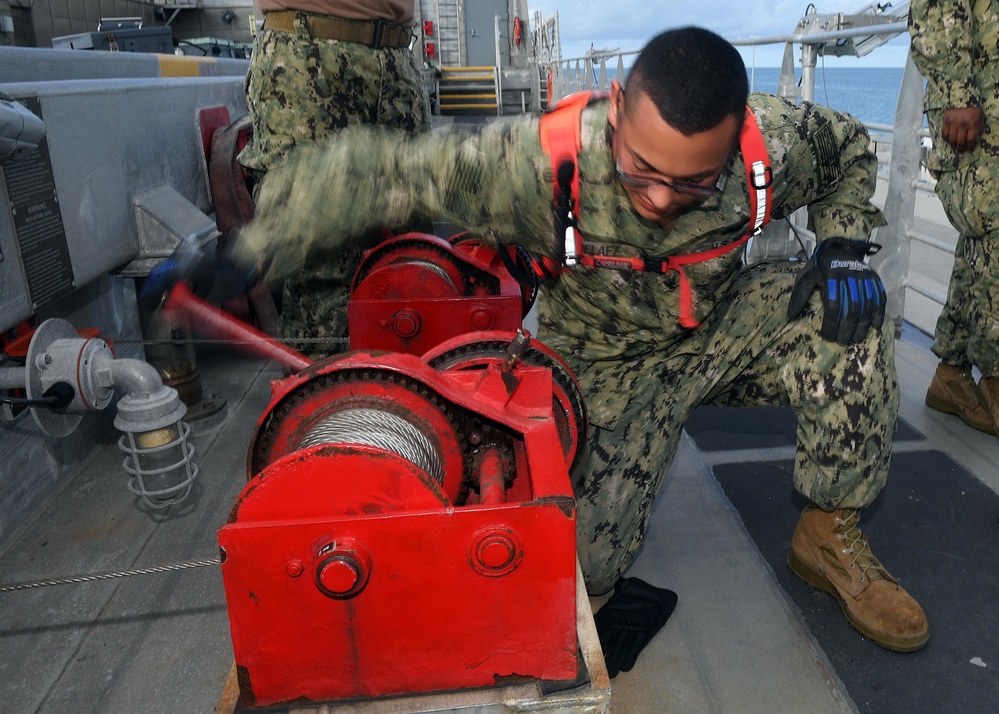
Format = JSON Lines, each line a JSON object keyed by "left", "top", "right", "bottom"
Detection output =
{"left": 1, "top": 187, "right": 997, "bottom": 714}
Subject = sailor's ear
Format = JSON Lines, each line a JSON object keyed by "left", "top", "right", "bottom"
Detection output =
{"left": 609, "top": 80, "right": 624, "bottom": 131}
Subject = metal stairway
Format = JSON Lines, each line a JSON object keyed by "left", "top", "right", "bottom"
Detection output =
{"left": 438, "top": 65, "right": 499, "bottom": 115}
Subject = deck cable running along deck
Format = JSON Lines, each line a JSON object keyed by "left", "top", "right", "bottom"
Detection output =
{"left": 0, "top": 557, "right": 220, "bottom": 592}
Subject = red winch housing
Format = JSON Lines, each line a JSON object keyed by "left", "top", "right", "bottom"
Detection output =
{"left": 209, "top": 233, "right": 587, "bottom": 707}
{"left": 348, "top": 232, "right": 536, "bottom": 354}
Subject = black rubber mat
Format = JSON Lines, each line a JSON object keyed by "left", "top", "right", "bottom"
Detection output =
{"left": 712, "top": 451, "right": 999, "bottom": 712}
{"left": 685, "top": 405, "right": 924, "bottom": 451}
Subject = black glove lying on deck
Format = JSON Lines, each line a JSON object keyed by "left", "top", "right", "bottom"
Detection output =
{"left": 593, "top": 577, "right": 678, "bottom": 678}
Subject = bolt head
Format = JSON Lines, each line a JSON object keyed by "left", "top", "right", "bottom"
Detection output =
{"left": 318, "top": 558, "right": 360, "bottom": 594}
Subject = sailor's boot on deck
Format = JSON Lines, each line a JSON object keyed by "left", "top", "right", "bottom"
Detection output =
{"left": 977, "top": 377, "right": 999, "bottom": 436}
{"left": 788, "top": 504, "right": 929, "bottom": 652}
{"left": 925, "top": 362, "right": 994, "bottom": 434}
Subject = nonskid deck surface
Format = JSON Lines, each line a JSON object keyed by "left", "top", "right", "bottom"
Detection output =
{"left": 601, "top": 336, "right": 999, "bottom": 714}
{"left": 0, "top": 349, "right": 276, "bottom": 714}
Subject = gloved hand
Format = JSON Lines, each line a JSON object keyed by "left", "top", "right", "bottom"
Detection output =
{"left": 140, "top": 238, "right": 260, "bottom": 312}
{"left": 593, "top": 577, "right": 678, "bottom": 678}
{"left": 786, "top": 237, "right": 886, "bottom": 345}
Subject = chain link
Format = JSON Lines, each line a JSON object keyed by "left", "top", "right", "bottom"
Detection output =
{"left": 0, "top": 557, "right": 221, "bottom": 593}
{"left": 110, "top": 336, "right": 349, "bottom": 347}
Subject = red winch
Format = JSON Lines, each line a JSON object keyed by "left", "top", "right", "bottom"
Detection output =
{"left": 167, "top": 233, "right": 587, "bottom": 707}
{"left": 348, "top": 232, "right": 537, "bottom": 354}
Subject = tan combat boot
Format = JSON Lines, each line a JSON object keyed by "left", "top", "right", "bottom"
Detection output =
{"left": 925, "top": 362, "right": 994, "bottom": 434}
{"left": 979, "top": 377, "right": 999, "bottom": 435}
{"left": 788, "top": 504, "right": 929, "bottom": 652}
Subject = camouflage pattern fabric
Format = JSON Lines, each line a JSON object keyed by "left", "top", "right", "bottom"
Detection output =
{"left": 238, "top": 93, "right": 897, "bottom": 593}
{"left": 239, "top": 14, "right": 430, "bottom": 174}
{"left": 910, "top": 0, "right": 999, "bottom": 376}
{"left": 565, "top": 263, "right": 898, "bottom": 593}
{"left": 238, "top": 12, "right": 431, "bottom": 355}
{"left": 930, "top": 170, "right": 999, "bottom": 375}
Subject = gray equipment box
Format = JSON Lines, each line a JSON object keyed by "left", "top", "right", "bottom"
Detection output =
{"left": 51, "top": 27, "right": 174, "bottom": 54}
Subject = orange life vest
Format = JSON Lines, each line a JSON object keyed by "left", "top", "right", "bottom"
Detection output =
{"left": 538, "top": 90, "right": 773, "bottom": 328}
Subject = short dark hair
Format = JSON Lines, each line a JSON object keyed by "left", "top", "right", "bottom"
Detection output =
{"left": 627, "top": 27, "right": 749, "bottom": 135}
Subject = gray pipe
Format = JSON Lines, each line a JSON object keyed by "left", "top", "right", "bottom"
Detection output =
{"left": 108, "top": 357, "right": 167, "bottom": 397}
{"left": 0, "top": 98, "right": 46, "bottom": 159}
{"left": 0, "top": 366, "right": 26, "bottom": 390}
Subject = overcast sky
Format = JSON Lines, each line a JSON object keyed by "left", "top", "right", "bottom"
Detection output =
{"left": 527, "top": 1, "right": 912, "bottom": 69}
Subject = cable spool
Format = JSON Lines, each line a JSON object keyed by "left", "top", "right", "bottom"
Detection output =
{"left": 401, "top": 259, "right": 455, "bottom": 288}
{"left": 351, "top": 234, "right": 469, "bottom": 298}
{"left": 298, "top": 406, "right": 445, "bottom": 486}
{"left": 249, "top": 368, "right": 466, "bottom": 504}
{"left": 352, "top": 258, "right": 461, "bottom": 300}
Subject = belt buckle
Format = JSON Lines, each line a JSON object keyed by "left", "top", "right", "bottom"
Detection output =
{"left": 371, "top": 19, "right": 386, "bottom": 48}
{"left": 644, "top": 257, "right": 667, "bottom": 273}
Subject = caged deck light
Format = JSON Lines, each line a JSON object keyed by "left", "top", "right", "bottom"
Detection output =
{"left": 114, "top": 377, "right": 198, "bottom": 510}
{"left": 0, "top": 318, "right": 197, "bottom": 509}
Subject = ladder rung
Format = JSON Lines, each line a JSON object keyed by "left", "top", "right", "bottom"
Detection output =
{"left": 441, "top": 104, "right": 499, "bottom": 110}
{"left": 440, "top": 93, "right": 497, "bottom": 100}
{"left": 441, "top": 75, "right": 494, "bottom": 82}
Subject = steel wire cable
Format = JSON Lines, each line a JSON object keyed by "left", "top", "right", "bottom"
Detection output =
{"left": 299, "top": 407, "right": 444, "bottom": 485}
{"left": 0, "top": 557, "right": 220, "bottom": 593}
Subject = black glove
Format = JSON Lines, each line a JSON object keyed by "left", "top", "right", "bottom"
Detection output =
{"left": 140, "top": 239, "right": 259, "bottom": 311}
{"left": 786, "top": 237, "right": 886, "bottom": 345}
{"left": 593, "top": 577, "right": 678, "bottom": 678}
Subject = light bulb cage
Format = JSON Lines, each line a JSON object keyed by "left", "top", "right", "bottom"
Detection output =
{"left": 119, "top": 420, "right": 199, "bottom": 509}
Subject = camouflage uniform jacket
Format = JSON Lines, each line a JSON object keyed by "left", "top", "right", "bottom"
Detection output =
{"left": 909, "top": 0, "right": 999, "bottom": 170}
{"left": 240, "top": 92, "right": 884, "bottom": 364}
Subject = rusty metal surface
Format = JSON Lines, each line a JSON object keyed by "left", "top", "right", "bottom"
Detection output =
{"left": 217, "top": 562, "right": 611, "bottom": 714}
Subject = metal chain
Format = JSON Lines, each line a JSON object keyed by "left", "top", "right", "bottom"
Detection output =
{"left": 0, "top": 557, "right": 221, "bottom": 593}
{"left": 110, "top": 337, "right": 349, "bottom": 347}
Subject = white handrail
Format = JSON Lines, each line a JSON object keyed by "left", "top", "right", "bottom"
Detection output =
{"left": 533, "top": 11, "right": 941, "bottom": 337}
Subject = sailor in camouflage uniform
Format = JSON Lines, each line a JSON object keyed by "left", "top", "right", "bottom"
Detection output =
{"left": 910, "top": 0, "right": 999, "bottom": 435}
{"left": 237, "top": 27, "right": 929, "bottom": 652}
{"left": 238, "top": 0, "right": 431, "bottom": 356}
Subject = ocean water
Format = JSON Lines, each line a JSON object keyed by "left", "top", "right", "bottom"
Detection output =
{"left": 604, "top": 65, "right": 908, "bottom": 127}
{"left": 748, "top": 66, "right": 906, "bottom": 127}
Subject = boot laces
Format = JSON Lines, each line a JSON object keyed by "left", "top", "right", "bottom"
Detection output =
{"left": 834, "top": 510, "right": 886, "bottom": 582}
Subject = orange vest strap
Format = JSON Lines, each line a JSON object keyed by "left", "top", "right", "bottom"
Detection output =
{"left": 659, "top": 233, "right": 754, "bottom": 327}
{"left": 740, "top": 107, "right": 772, "bottom": 231}
{"left": 538, "top": 94, "right": 773, "bottom": 330}
{"left": 540, "top": 91, "right": 607, "bottom": 210}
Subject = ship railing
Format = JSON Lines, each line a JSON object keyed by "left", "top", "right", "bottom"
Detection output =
{"left": 535, "top": 11, "right": 943, "bottom": 338}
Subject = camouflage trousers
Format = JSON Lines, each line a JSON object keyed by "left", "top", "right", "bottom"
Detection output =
{"left": 278, "top": 237, "right": 369, "bottom": 357}
{"left": 238, "top": 13, "right": 431, "bottom": 355}
{"left": 539, "top": 262, "right": 900, "bottom": 595}
{"left": 239, "top": 14, "right": 431, "bottom": 175}
{"left": 930, "top": 161, "right": 999, "bottom": 377}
